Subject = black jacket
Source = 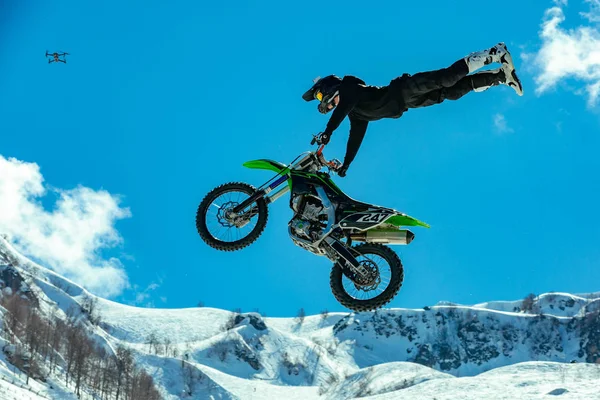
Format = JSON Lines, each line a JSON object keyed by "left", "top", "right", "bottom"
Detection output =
{"left": 324, "top": 75, "right": 407, "bottom": 168}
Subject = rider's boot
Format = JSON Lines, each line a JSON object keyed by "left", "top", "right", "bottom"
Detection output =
{"left": 471, "top": 66, "right": 523, "bottom": 96}
{"left": 464, "top": 42, "right": 513, "bottom": 73}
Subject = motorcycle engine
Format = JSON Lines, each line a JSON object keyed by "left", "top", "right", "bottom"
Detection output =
{"left": 289, "top": 195, "right": 328, "bottom": 242}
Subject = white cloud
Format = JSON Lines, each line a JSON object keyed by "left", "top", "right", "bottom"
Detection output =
{"left": 581, "top": 0, "right": 600, "bottom": 22}
{"left": 135, "top": 292, "right": 150, "bottom": 304}
{"left": 528, "top": 1, "right": 600, "bottom": 107}
{"left": 0, "top": 155, "right": 131, "bottom": 297}
{"left": 132, "top": 280, "right": 162, "bottom": 307}
{"left": 494, "top": 113, "right": 514, "bottom": 134}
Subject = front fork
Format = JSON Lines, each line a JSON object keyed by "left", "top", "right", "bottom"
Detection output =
{"left": 266, "top": 185, "right": 290, "bottom": 204}
{"left": 231, "top": 174, "right": 290, "bottom": 217}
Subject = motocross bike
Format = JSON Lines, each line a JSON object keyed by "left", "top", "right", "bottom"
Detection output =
{"left": 195, "top": 134, "right": 430, "bottom": 312}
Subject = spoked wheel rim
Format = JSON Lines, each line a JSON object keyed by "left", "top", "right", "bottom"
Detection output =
{"left": 341, "top": 253, "right": 392, "bottom": 301}
{"left": 329, "top": 243, "right": 404, "bottom": 312}
{"left": 205, "top": 190, "right": 260, "bottom": 243}
{"left": 196, "top": 182, "right": 268, "bottom": 252}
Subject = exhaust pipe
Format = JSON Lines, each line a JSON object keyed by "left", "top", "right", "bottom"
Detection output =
{"left": 350, "top": 229, "right": 415, "bottom": 245}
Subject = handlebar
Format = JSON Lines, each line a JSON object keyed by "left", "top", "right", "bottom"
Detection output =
{"left": 311, "top": 132, "right": 327, "bottom": 146}
{"left": 314, "top": 143, "right": 342, "bottom": 173}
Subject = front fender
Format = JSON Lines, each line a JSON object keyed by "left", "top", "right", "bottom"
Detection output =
{"left": 243, "top": 159, "right": 289, "bottom": 174}
{"left": 243, "top": 159, "right": 292, "bottom": 191}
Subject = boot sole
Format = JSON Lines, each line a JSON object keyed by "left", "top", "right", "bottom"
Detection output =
{"left": 509, "top": 69, "right": 524, "bottom": 96}
{"left": 502, "top": 65, "right": 523, "bottom": 96}
{"left": 499, "top": 44, "right": 523, "bottom": 96}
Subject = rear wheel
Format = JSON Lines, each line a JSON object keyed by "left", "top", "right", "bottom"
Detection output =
{"left": 196, "top": 182, "right": 268, "bottom": 251}
{"left": 329, "top": 243, "right": 404, "bottom": 312}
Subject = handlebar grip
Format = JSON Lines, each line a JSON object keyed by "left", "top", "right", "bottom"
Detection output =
{"left": 311, "top": 137, "right": 317, "bottom": 145}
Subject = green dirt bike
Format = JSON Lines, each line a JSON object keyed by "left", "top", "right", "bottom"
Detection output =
{"left": 196, "top": 134, "right": 430, "bottom": 312}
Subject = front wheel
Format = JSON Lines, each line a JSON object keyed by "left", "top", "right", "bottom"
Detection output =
{"left": 196, "top": 182, "right": 268, "bottom": 251}
{"left": 330, "top": 243, "right": 404, "bottom": 312}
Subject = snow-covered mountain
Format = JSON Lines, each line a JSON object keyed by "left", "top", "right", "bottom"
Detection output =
{"left": 0, "top": 235, "right": 599, "bottom": 399}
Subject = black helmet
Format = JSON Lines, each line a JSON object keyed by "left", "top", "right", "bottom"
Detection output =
{"left": 302, "top": 75, "right": 342, "bottom": 114}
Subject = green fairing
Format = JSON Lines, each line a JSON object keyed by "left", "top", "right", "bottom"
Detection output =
{"left": 243, "top": 159, "right": 292, "bottom": 190}
{"left": 243, "top": 160, "right": 427, "bottom": 229}
{"left": 292, "top": 171, "right": 343, "bottom": 194}
{"left": 244, "top": 159, "right": 343, "bottom": 194}
{"left": 385, "top": 214, "right": 430, "bottom": 228}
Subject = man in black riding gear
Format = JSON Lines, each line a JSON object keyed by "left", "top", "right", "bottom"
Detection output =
{"left": 302, "top": 42, "right": 523, "bottom": 177}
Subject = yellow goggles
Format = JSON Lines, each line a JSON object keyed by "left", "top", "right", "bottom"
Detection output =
{"left": 315, "top": 90, "right": 323, "bottom": 101}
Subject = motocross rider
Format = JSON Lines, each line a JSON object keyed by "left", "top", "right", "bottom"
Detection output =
{"left": 302, "top": 43, "right": 523, "bottom": 177}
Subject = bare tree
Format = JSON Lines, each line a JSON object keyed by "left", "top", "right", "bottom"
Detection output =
{"left": 182, "top": 361, "right": 204, "bottom": 397}
{"left": 87, "top": 347, "right": 105, "bottom": 396}
{"left": 72, "top": 327, "right": 95, "bottom": 397}
{"left": 147, "top": 331, "right": 159, "bottom": 354}
{"left": 49, "top": 319, "right": 66, "bottom": 374}
{"left": 522, "top": 293, "right": 537, "bottom": 313}
{"left": 25, "top": 309, "right": 44, "bottom": 355}
{"left": 24, "top": 309, "right": 45, "bottom": 385}
{"left": 1, "top": 293, "right": 29, "bottom": 342}
{"left": 115, "top": 345, "right": 134, "bottom": 400}
{"left": 102, "top": 355, "right": 119, "bottom": 399}
{"left": 295, "top": 308, "right": 306, "bottom": 325}
{"left": 64, "top": 323, "right": 81, "bottom": 386}
{"left": 163, "top": 337, "right": 172, "bottom": 357}
{"left": 80, "top": 294, "right": 101, "bottom": 325}
{"left": 10, "top": 344, "right": 27, "bottom": 380}
{"left": 320, "top": 309, "right": 329, "bottom": 320}
{"left": 39, "top": 313, "right": 54, "bottom": 362}
{"left": 0, "top": 287, "right": 164, "bottom": 400}
{"left": 130, "top": 367, "right": 161, "bottom": 400}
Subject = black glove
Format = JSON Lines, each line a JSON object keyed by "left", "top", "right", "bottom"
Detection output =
{"left": 338, "top": 164, "right": 349, "bottom": 177}
{"left": 318, "top": 132, "right": 331, "bottom": 145}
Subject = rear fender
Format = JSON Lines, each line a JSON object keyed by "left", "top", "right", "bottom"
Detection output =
{"left": 385, "top": 213, "right": 430, "bottom": 229}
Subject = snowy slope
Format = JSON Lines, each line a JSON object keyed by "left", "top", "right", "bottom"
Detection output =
{"left": 472, "top": 292, "right": 600, "bottom": 317}
{"left": 360, "top": 362, "right": 600, "bottom": 400}
{"left": 0, "top": 378, "right": 48, "bottom": 400}
{"left": 1, "top": 236, "right": 600, "bottom": 399}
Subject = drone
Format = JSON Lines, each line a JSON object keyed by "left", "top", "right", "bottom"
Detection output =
{"left": 46, "top": 51, "right": 68, "bottom": 64}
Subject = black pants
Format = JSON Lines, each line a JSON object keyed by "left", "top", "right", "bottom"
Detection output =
{"left": 399, "top": 59, "right": 502, "bottom": 109}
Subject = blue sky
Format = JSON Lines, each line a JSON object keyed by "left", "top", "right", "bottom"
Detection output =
{"left": 1, "top": 0, "right": 600, "bottom": 317}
